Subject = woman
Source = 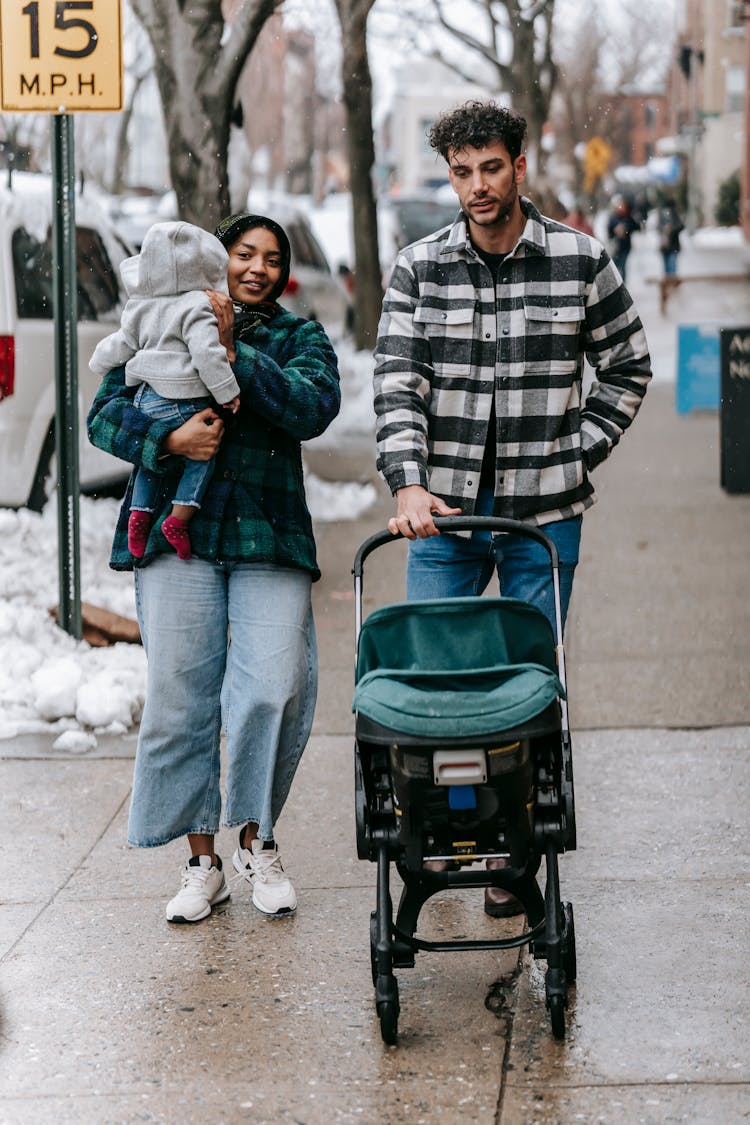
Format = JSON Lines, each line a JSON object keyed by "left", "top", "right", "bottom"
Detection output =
{"left": 87, "top": 213, "right": 340, "bottom": 923}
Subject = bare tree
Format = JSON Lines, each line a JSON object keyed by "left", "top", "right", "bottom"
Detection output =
{"left": 332, "top": 0, "right": 382, "bottom": 349}
{"left": 553, "top": 0, "right": 675, "bottom": 198}
{"left": 128, "top": 0, "right": 280, "bottom": 227}
{"left": 381, "top": 0, "right": 557, "bottom": 181}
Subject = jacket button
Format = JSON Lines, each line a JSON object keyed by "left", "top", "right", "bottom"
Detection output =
{"left": 485, "top": 332, "right": 491, "bottom": 339}
{"left": 502, "top": 328, "right": 509, "bottom": 335}
{"left": 223, "top": 470, "right": 233, "bottom": 480}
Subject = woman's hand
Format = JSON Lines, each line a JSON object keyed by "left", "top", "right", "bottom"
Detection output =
{"left": 163, "top": 408, "right": 224, "bottom": 461}
{"left": 206, "top": 288, "right": 235, "bottom": 363}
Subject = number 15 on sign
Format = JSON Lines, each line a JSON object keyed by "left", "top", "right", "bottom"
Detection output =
{"left": 0, "top": 0, "right": 122, "bottom": 112}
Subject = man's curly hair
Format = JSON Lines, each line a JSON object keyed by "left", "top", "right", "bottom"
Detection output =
{"left": 428, "top": 101, "right": 527, "bottom": 163}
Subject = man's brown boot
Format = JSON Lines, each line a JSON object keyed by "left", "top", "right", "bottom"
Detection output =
{"left": 484, "top": 857, "right": 525, "bottom": 918}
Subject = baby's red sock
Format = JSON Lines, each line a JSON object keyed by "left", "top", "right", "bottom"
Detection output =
{"left": 127, "top": 511, "right": 153, "bottom": 558}
{"left": 161, "top": 514, "right": 192, "bottom": 560}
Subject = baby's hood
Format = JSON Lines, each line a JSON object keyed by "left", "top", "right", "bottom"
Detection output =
{"left": 124, "top": 221, "right": 229, "bottom": 298}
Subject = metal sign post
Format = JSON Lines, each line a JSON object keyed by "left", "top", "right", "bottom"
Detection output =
{"left": 0, "top": 0, "right": 122, "bottom": 639}
{"left": 51, "top": 113, "right": 81, "bottom": 638}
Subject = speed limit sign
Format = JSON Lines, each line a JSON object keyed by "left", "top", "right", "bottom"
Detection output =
{"left": 0, "top": 0, "right": 122, "bottom": 112}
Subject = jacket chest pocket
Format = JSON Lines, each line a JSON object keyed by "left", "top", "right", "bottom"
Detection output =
{"left": 523, "top": 300, "right": 584, "bottom": 365}
{"left": 414, "top": 303, "right": 476, "bottom": 370}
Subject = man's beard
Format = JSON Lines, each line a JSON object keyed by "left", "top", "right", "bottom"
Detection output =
{"left": 470, "top": 184, "right": 517, "bottom": 226}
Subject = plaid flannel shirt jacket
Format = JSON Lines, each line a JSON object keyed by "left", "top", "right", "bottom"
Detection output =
{"left": 374, "top": 197, "right": 652, "bottom": 525}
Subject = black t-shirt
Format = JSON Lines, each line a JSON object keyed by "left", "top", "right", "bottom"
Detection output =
{"left": 474, "top": 245, "right": 510, "bottom": 490}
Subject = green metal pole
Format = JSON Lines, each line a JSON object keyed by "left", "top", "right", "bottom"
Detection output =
{"left": 51, "top": 113, "right": 82, "bottom": 640}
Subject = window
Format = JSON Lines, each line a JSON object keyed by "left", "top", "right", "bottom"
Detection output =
{"left": 12, "top": 224, "right": 121, "bottom": 321}
{"left": 287, "top": 220, "right": 330, "bottom": 273}
{"left": 727, "top": 0, "right": 747, "bottom": 30}
{"left": 726, "top": 64, "right": 745, "bottom": 113}
{"left": 12, "top": 228, "right": 53, "bottom": 318}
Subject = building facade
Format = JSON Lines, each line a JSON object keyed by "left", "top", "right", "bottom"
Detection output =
{"left": 667, "top": 0, "right": 748, "bottom": 227}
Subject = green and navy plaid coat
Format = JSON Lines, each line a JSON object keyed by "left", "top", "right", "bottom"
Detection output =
{"left": 87, "top": 309, "right": 340, "bottom": 579}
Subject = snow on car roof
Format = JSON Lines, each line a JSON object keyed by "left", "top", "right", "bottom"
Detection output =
{"left": 0, "top": 171, "right": 132, "bottom": 264}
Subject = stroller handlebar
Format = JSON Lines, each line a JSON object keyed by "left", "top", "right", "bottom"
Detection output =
{"left": 352, "top": 517, "right": 560, "bottom": 578}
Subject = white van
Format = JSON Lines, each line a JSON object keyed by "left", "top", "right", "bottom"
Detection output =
{"left": 0, "top": 172, "right": 132, "bottom": 509}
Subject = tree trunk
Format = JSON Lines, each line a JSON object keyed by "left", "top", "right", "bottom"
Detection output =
{"left": 506, "top": 0, "right": 556, "bottom": 183}
{"left": 129, "top": 0, "right": 276, "bottom": 229}
{"left": 336, "top": 0, "right": 382, "bottom": 350}
{"left": 110, "top": 71, "right": 147, "bottom": 195}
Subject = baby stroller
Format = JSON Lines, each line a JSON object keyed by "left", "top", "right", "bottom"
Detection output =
{"left": 352, "top": 517, "right": 577, "bottom": 1044}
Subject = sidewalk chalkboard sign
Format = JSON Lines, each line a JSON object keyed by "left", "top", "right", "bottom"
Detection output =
{"left": 720, "top": 327, "right": 750, "bottom": 493}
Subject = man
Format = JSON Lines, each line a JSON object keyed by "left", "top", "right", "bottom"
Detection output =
{"left": 373, "top": 100, "right": 651, "bottom": 916}
{"left": 607, "top": 198, "right": 640, "bottom": 282}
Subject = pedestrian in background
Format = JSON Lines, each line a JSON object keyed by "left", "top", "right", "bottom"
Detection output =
{"left": 88, "top": 213, "right": 340, "bottom": 925}
{"left": 607, "top": 198, "right": 639, "bottom": 282}
{"left": 374, "top": 99, "right": 652, "bottom": 918}
{"left": 657, "top": 197, "right": 684, "bottom": 276}
{"left": 563, "top": 203, "right": 595, "bottom": 237}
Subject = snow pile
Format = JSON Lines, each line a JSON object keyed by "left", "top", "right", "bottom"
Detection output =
{"left": 0, "top": 501, "right": 147, "bottom": 742}
{"left": 0, "top": 343, "right": 379, "bottom": 743}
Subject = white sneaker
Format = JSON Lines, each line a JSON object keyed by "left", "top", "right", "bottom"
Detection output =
{"left": 232, "top": 837, "right": 297, "bottom": 916}
{"left": 166, "top": 855, "right": 230, "bottom": 923}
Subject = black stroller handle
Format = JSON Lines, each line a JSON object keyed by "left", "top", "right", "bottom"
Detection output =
{"left": 352, "top": 516, "right": 560, "bottom": 579}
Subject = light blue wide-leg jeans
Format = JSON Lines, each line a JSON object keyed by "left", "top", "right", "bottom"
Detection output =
{"left": 128, "top": 555, "right": 317, "bottom": 847}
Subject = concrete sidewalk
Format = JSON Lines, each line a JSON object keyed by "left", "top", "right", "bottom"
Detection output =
{"left": 2, "top": 234, "right": 750, "bottom": 1124}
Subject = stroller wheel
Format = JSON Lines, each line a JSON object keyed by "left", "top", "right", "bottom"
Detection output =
{"left": 548, "top": 992, "right": 566, "bottom": 1040}
{"left": 369, "top": 911, "right": 378, "bottom": 986}
{"left": 562, "top": 902, "right": 577, "bottom": 983}
{"left": 378, "top": 994, "right": 399, "bottom": 1045}
{"left": 375, "top": 973, "right": 399, "bottom": 1045}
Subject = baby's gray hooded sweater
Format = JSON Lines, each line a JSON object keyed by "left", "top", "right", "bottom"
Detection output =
{"left": 89, "top": 221, "right": 240, "bottom": 405}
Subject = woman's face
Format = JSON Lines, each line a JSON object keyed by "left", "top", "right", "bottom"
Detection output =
{"left": 226, "top": 225, "right": 283, "bottom": 305}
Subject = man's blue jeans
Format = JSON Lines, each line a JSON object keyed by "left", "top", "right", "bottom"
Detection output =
{"left": 128, "top": 555, "right": 317, "bottom": 847}
{"left": 405, "top": 489, "right": 582, "bottom": 634}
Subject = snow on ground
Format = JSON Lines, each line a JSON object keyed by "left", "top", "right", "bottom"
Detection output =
{"left": 0, "top": 343, "right": 377, "bottom": 743}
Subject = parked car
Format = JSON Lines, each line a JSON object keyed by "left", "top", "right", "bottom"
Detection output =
{"left": 98, "top": 189, "right": 175, "bottom": 251}
{"left": 378, "top": 192, "right": 459, "bottom": 280}
{"left": 0, "top": 172, "right": 133, "bottom": 509}
{"left": 246, "top": 194, "right": 353, "bottom": 341}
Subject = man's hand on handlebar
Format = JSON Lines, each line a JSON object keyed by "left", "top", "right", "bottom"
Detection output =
{"left": 389, "top": 484, "right": 462, "bottom": 539}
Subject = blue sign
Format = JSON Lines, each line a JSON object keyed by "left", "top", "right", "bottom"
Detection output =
{"left": 647, "top": 155, "right": 681, "bottom": 184}
{"left": 676, "top": 324, "right": 720, "bottom": 414}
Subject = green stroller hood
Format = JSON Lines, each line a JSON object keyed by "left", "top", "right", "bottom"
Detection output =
{"left": 353, "top": 597, "right": 564, "bottom": 739}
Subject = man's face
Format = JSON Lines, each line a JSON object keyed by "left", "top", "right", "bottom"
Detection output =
{"left": 447, "top": 140, "right": 526, "bottom": 230}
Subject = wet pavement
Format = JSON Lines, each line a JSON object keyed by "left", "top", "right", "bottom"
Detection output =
{"left": 2, "top": 228, "right": 750, "bottom": 1123}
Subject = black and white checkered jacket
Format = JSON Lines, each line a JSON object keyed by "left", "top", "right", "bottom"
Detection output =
{"left": 374, "top": 197, "right": 652, "bottom": 525}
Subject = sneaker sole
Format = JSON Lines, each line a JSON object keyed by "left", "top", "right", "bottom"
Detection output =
{"left": 252, "top": 893, "right": 297, "bottom": 917}
{"left": 166, "top": 885, "right": 231, "bottom": 924}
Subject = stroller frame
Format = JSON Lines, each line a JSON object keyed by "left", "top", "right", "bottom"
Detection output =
{"left": 352, "top": 517, "right": 577, "bottom": 1043}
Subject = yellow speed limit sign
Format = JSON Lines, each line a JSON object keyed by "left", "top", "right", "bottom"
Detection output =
{"left": 0, "top": 0, "right": 122, "bottom": 112}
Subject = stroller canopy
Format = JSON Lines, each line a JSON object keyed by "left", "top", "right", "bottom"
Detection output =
{"left": 353, "top": 597, "right": 564, "bottom": 739}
